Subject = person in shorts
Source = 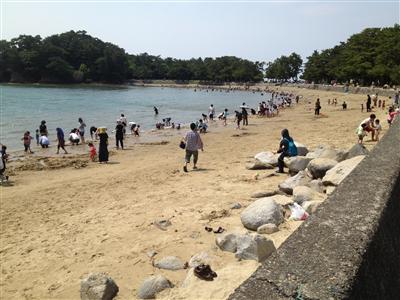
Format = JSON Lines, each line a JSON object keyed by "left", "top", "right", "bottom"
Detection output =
{"left": 21, "top": 131, "right": 34, "bottom": 153}
{"left": 356, "top": 123, "right": 368, "bottom": 144}
{"left": 78, "top": 118, "right": 86, "bottom": 144}
{"left": 182, "top": 123, "right": 203, "bottom": 172}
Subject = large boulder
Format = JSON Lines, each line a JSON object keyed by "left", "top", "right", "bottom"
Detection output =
{"left": 294, "top": 142, "right": 309, "bottom": 156}
{"left": 347, "top": 144, "right": 369, "bottom": 159}
{"left": 307, "top": 158, "right": 338, "bottom": 179}
{"left": 284, "top": 156, "right": 312, "bottom": 173}
{"left": 246, "top": 160, "right": 274, "bottom": 170}
{"left": 293, "top": 186, "right": 325, "bottom": 204}
{"left": 307, "top": 179, "right": 326, "bottom": 193}
{"left": 322, "top": 155, "right": 365, "bottom": 186}
{"left": 216, "top": 232, "right": 240, "bottom": 253}
{"left": 154, "top": 256, "right": 186, "bottom": 270}
{"left": 301, "top": 200, "right": 324, "bottom": 215}
{"left": 266, "top": 194, "right": 293, "bottom": 207}
{"left": 80, "top": 273, "right": 119, "bottom": 300}
{"left": 254, "top": 151, "right": 279, "bottom": 167}
{"left": 257, "top": 223, "right": 279, "bottom": 234}
{"left": 137, "top": 275, "right": 173, "bottom": 299}
{"left": 235, "top": 234, "right": 276, "bottom": 262}
{"left": 306, "top": 145, "right": 348, "bottom": 162}
{"left": 278, "top": 170, "right": 311, "bottom": 195}
{"left": 240, "top": 198, "right": 284, "bottom": 230}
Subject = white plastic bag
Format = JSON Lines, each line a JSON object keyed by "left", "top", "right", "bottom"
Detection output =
{"left": 289, "top": 203, "right": 309, "bottom": 221}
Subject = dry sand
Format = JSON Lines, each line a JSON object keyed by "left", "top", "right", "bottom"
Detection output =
{"left": 0, "top": 86, "right": 389, "bottom": 299}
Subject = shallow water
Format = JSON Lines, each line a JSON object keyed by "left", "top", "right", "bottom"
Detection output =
{"left": 1, "top": 84, "right": 270, "bottom": 150}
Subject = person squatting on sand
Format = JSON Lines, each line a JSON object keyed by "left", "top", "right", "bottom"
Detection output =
{"left": 39, "top": 134, "right": 50, "bottom": 148}
{"left": 182, "top": 123, "right": 203, "bottom": 173}
{"left": 56, "top": 128, "right": 68, "bottom": 154}
{"left": 276, "top": 128, "right": 297, "bottom": 173}
{"left": 98, "top": 127, "right": 109, "bottom": 163}
{"left": 359, "top": 114, "right": 376, "bottom": 141}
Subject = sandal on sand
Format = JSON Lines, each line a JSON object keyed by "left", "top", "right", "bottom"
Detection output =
{"left": 213, "top": 227, "right": 225, "bottom": 234}
{"left": 194, "top": 264, "right": 217, "bottom": 281}
{"left": 204, "top": 226, "right": 213, "bottom": 232}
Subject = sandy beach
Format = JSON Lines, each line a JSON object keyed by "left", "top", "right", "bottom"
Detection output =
{"left": 0, "top": 86, "right": 390, "bottom": 299}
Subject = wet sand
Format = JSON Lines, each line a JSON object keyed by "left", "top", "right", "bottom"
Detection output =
{"left": 0, "top": 86, "right": 389, "bottom": 299}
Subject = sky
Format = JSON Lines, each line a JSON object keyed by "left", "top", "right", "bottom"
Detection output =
{"left": 1, "top": 0, "right": 399, "bottom": 62}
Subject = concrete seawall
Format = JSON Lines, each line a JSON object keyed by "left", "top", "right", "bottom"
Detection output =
{"left": 229, "top": 117, "right": 400, "bottom": 299}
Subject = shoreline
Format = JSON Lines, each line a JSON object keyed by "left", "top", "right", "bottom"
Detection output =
{"left": 0, "top": 86, "right": 390, "bottom": 299}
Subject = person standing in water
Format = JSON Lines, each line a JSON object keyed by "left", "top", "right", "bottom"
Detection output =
{"left": 56, "top": 128, "right": 68, "bottom": 154}
{"left": 98, "top": 128, "right": 109, "bottom": 163}
{"left": 209, "top": 104, "right": 215, "bottom": 121}
{"left": 154, "top": 106, "right": 159, "bottom": 115}
{"left": 21, "top": 131, "right": 34, "bottom": 154}
{"left": 241, "top": 102, "right": 249, "bottom": 126}
{"left": 115, "top": 120, "right": 124, "bottom": 150}
{"left": 78, "top": 118, "right": 86, "bottom": 144}
{"left": 39, "top": 120, "right": 48, "bottom": 136}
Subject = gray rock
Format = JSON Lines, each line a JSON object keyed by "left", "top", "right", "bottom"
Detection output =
{"left": 240, "top": 198, "right": 284, "bottom": 230}
{"left": 80, "top": 273, "right": 119, "bottom": 300}
{"left": 154, "top": 256, "right": 185, "bottom": 270}
{"left": 266, "top": 195, "right": 293, "bottom": 207}
{"left": 306, "top": 145, "right": 348, "bottom": 162}
{"left": 292, "top": 186, "right": 314, "bottom": 204}
{"left": 254, "top": 151, "right": 279, "bottom": 167}
{"left": 307, "top": 158, "right": 338, "bottom": 179}
{"left": 188, "top": 251, "right": 212, "bottom": 268}
{"left": 326, "top": 186, "right": 336, "bottom": 195}
{"left": 284, "top": 156, "right": 312, "bottom": 173}
{"left": 246, "top": 160, "right": 273, "bottom": 170}
{"left": 347, "top": 143, "right": 369, "bottom": 159}
{"left": 137, "top": 275, "right": 173, "bottom": 299}
{"left": 235, "top": 233, "right": 276, "bottom": 262}
{"left": 250, "top": 190, "right": 279, "bottom": 198}
{"left": 322, "top": 155, "right": 365, "bottom": 186}
{"left": 146, "top": 250, "right": 157, "bottom": 258}
{"left": 301, "top": 200, "right": 324, "bottom": 215}
{"left": 216, "top": 233, "right": 240, "bottom": 253}
{"left": 307, "top": 179, "right": 326, "bottom": 193}
{"left": 294, "top": 142, "right": 309, "bottom": 156}
{"left": 153, "top": 219, "right": 172, "bottom": 231}
{"left": 231, "top": 203, "right": 242, "bottom": 209}
{"left": 257, "top": 223, "right": 279, "bottom": 234}
{"left": 278, "top": 170, "right": 311, "bottom": 195}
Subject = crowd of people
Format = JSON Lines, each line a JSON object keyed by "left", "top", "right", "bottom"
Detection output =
{"left": 4, "top": 87, "right": 398, "bottom": 183}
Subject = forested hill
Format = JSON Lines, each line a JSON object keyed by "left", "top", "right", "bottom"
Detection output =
{"left": 302, "top": 24, "right": 400, "bottom": 86}
{"left": 0, "top": 30, "right": 263, "bottom": 84}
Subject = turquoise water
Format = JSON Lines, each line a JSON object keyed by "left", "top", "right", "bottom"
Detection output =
{"left": 1, "top": 84, "right": 269, "bottom": 150}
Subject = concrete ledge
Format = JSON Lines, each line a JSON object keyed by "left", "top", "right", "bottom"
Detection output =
{"left": 229, "top": 117, "right": 400, "bottom": 300}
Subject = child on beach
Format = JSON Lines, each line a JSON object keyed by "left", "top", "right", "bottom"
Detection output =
{"left": 234, "top": 111, "right": 242, "bottom": 129}
{"left": 133, "top": 125, "right": 140, "bottom": 136}
{"left": 222, "top": 109, "right": 228, "bottom": 126}
{"left": 0, "top": 145, "right": 9, "bottom": 183}
{"left": 374, "top": 119, "right": 382, "bottom": 141}
{"left": 21, "top": 131, "right": 34, "bottom": 154}
{"left": 356, "top": 123, "right": 368, "bottom": 144}
{"left": 35, "top": 129, "right": 39, "bottom": 145}
{"left": 88, "top": 142, "right": 97, "bottom": 161}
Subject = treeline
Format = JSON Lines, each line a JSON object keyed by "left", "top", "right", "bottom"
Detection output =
{"left": 302, "top": 24, "right": 400, "bottom": 85}
{"left": 0, "top": 30, "right": 263, "bottom": 83}
{"left": 264, "top": 52, "right": 303, "bottom": 81}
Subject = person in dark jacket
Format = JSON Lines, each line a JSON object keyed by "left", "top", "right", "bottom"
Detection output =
{"left": 115, "top": 121, "right": 124, "bottom": 150}
{"left": 276, "top": 128, "right": 293, "bottom": 173}
{"left": 98, "top": 128, "right": 109, "bottom": 163}
{"left": 56, "top": 128, "right": 68, "bottom": 154}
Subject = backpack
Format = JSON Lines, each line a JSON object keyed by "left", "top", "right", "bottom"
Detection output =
{"left": 284, "top": 138, "right": 298, "bottom": 157}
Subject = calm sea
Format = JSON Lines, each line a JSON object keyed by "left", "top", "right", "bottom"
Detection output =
{"left": 1, "top": 84, "right": 269, "bottom": 150}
